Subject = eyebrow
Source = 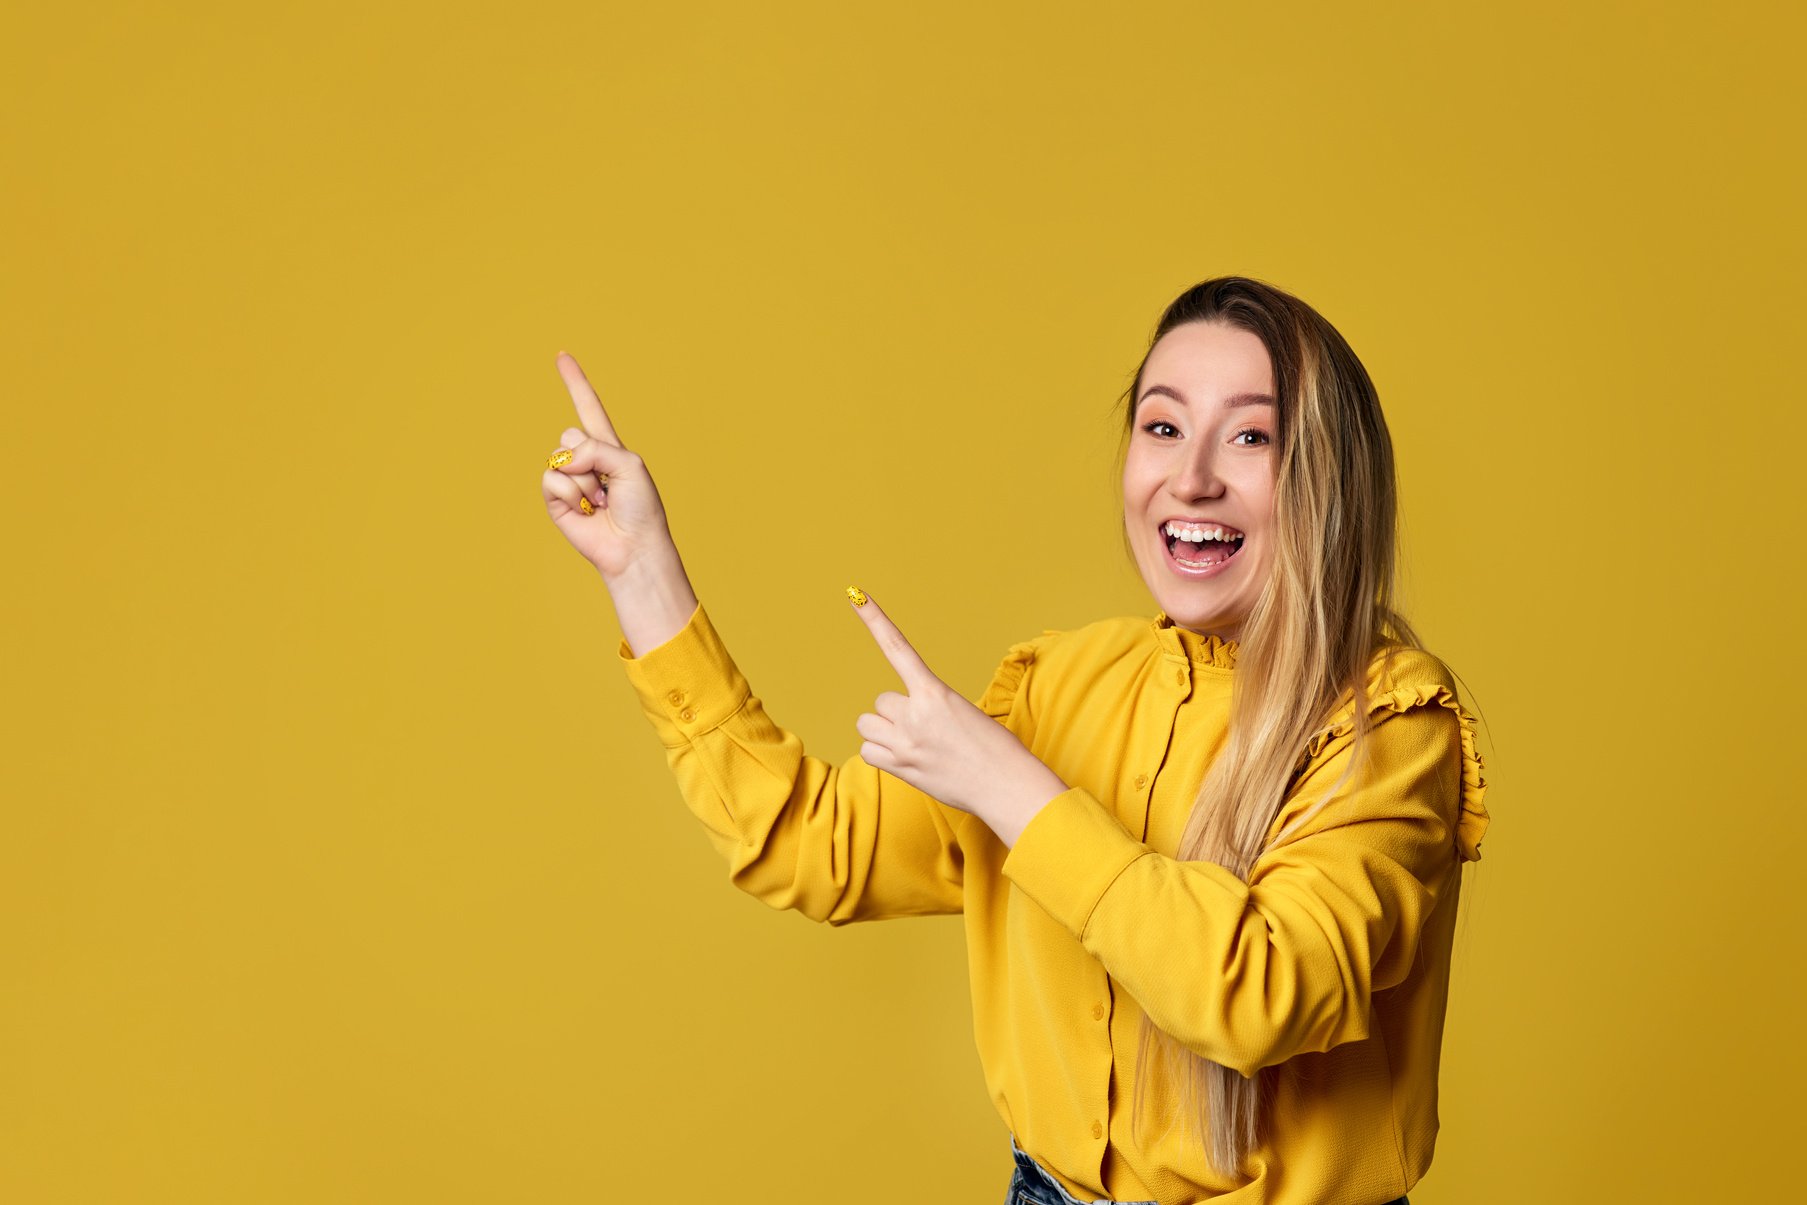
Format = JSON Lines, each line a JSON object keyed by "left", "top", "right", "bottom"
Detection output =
{"left": 1135, "top": 385, "right": 1277, "bottom": 411}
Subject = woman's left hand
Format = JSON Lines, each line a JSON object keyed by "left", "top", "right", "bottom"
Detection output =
{"left": 846, "top": 588, "right": 1070, "bottom": 848}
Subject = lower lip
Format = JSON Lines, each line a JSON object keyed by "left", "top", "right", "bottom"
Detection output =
{"left": 1161, "top": 532, "right": 1242, "bottom": 578}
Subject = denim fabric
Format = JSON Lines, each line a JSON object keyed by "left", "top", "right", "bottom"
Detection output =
{"left": 1005, "top": 1136, "right": 1156, "bottom": 1205}
{"left": 1003, "top": 1135, "right": 1408, "bottom": 1205}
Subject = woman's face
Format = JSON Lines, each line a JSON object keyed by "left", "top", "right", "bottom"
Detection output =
{"left": 1122, "top": 320, "right": 1278, "bottom": 643}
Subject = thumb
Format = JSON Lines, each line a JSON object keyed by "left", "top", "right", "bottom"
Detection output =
{"left": 551, "top": 430, "right": 644, "bottom": 483}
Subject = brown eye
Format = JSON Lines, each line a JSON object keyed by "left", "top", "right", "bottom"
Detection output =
{"left": 1142, "top": 420, "right": 1179, "bottom": 438}
{"left": 1232, "top": 427, "right": 1271, "bottom": 446}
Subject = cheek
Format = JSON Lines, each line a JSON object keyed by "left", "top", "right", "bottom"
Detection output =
{"left": 1121, "top": 457, "right": 1160, "bottom": 506}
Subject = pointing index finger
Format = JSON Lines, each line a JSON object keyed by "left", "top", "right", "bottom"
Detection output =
{"left": 847, "top": 587, "right": 941, "bottom": 694}
{"left": 555, "top": 351, "right": 622, "bottom": 447}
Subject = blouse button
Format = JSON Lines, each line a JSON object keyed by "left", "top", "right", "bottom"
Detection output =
{"left": 1175, "top": 667, "right": 1185, "bottom": 685}
{"left": 1091, "top": 1121, "right": 1104, "bottom": 1140}
{"left": 667, "top": 689, "right": 685, "bottom": 706}
{"left": 678, "top": 707, "right": 696, "bottom": 723}
{"left": 1133, "top": 773, "right": 1148, "bottom": 790}
{"left": 1092, "top": 1002, "right": 1105, "bottom": 1020}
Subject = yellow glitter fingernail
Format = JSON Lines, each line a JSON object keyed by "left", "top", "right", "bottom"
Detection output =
{"left": 547, "top": 448, "right": 573, "bottom": 469}
{"left": 578, "top": 497, "right": 594, "bottom": 515}
{"left": 845, "top": 585, "right": 867, "bottom": 606}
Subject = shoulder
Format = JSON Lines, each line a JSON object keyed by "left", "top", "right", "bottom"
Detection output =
{"left": 1368, "top": 643, "right": 1460, "bottom": 698}
{"left": 1303, "top": 642, "right": 1491, "bottom": 861}
{"left": 974, "top": 615, "right": 1154, "bottom": 720}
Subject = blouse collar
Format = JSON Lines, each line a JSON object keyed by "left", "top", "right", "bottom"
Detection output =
{"left": 1152, "top": 611, "right": 1240, "bottom": 671}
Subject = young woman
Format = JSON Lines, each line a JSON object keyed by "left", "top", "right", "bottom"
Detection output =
{"left": 540, "top": 276, "right": 1490, "bottom": 1205}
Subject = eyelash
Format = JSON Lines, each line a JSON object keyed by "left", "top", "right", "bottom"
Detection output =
{"left": 1141, "top": 421, "right": 1271, "bottom": 447}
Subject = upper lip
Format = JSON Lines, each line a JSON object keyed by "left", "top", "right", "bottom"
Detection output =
{"left": 1159, "top": 515, "right": 1245, "bottom": 537}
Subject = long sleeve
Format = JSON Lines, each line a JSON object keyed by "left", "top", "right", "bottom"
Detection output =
{"left": 616, "top": 600, "right": 971, "bottom": 925}
{"left": 999, "top": 681, "right": 1488, "bottom": 1078}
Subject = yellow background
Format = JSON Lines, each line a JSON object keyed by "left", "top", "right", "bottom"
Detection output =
{"left": 4, "top": 1, "right": 1802, "bottom": 1200}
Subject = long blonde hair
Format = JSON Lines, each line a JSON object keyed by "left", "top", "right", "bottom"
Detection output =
{"left": 1115, "top": 277, "right": 1425, "bottom": 1178}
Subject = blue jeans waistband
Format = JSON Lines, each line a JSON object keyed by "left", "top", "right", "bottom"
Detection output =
{"left": 1008, "top": 1136, "right": 1155, "bottom": 1205}
{"left": 1006, "top": 1134, "right": 1408, "bottom": 1205}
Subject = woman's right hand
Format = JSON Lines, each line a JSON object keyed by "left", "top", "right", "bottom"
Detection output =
{"left": 540, "top": 352, "right": 682, "bottom": 583}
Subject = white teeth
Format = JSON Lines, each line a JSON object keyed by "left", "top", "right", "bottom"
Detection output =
{"left": 1162, "top": 521, "right": 1242, "bottom": 543}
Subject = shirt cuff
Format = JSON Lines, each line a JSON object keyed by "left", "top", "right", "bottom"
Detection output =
{"left": 1000, "top": 787, "right": 1151, "bottom": 938}
{"left": 616, "top": 601, "right": 751, "bottom": 747}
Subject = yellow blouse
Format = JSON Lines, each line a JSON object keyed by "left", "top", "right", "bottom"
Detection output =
{"left": 617, "top": 601, "right": 1490, "bottom": 1205}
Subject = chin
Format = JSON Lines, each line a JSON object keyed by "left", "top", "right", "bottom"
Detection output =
{"left": 1164, "top": 602, "right": 1242, "bottom": 637}
{"left": 1135, "top": 547, "right": 1243, "bottom": 634}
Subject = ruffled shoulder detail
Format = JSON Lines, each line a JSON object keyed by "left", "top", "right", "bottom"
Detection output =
{"left": 1300, "top": 657, "right": 1491, "bottom": 863}
{"left": 975, "top": 630, "right": 1063, "bottom": 723}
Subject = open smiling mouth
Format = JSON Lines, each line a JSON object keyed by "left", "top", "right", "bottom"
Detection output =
{"left": 1161, "top": 523, "right": 1245, "bottom": 572}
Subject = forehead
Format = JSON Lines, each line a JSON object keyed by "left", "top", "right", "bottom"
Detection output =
{"left": 1141, "top": 321, "right": 1275, "bottom": 401}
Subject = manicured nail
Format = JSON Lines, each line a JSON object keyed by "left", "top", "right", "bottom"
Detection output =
{"left": 547, "top": 448, "right": 573, "bottom": 469}
{"left": 578, "top": 497, "right": 594, "bottom": 515}
{"left": 845, "top": 585, "right": 867, "bottom": 606}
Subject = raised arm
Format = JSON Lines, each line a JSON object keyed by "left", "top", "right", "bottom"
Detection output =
{"left": 539, "top": 351, "right": 699, "bottom": 656}
{"left": 540, "top": 353, "right": 969, "bottom": 923}
{"left": 614, "top": 599, "right": 970, "bottom": 923}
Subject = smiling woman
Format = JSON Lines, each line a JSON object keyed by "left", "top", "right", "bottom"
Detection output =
{"left": 1107, "top": 279, "right": 1469, "bottom": 1189}
{"left": 541, "top": 275, "right": 1488, "bottom": 1205}
{"left": 1122, "top": 319, "right": 1280, "bottom": 639}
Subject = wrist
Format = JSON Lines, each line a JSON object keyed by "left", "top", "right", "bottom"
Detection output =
{"left": 988, "top": 764, "right": 1068, "bottom": 850}
{"left": 604, "top": 551, "right": 700, "bottom": 657}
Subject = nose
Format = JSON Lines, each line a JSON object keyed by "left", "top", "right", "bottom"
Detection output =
{"left": 1170, "top": 437, "right": 1226, "bottom": 502}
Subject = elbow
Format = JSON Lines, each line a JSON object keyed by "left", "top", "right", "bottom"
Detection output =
{"left": 726, "top": 842, "right": 857, "bottom": 926}
{"left": 1246, "top": 979, "right": 1373, "bottom": 1073}
{"left": 1158, "top": 953, "right": 1373, "bottom": 1076}
{"left": 1201, "top": 1004, "right": 1372, "bottom": 1078}
{"left": 1231, "top": 1009, "right": 1370, "bottom": 1076}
